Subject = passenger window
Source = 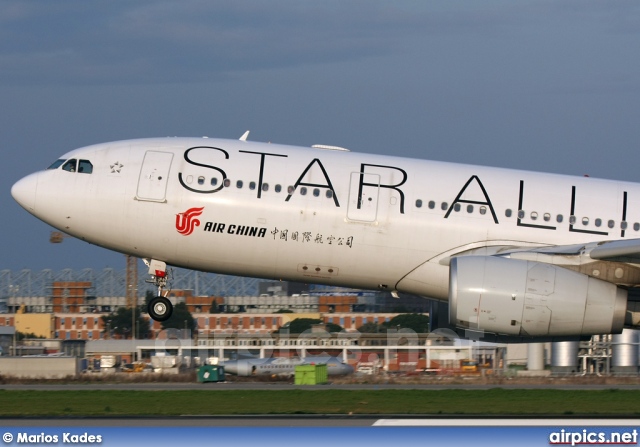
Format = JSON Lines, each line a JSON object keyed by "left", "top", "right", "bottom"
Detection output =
{"left": 78, "top": 160, "right": 93, "bottom": 174}
{"left": 543, "top": 213, "right": 551, "bottom": 222}
{"left": 518, "top": 210, "right": 525, "bottom": 219}
{"left": 505, "top": 209, "right": 512, "bottom": 218}
{"left": 428, "top": 201, "right": 435, "bottom": 209}
{"left": 326, "top": 190, "right": 333, "bottom": 199}
{"left": 634, "top": 223, "right": 640, "bottom": 231}
{"left": 249, "top": 182, "right": 256, "bottom": 190}
{"left": 236, "top": 180, "right": 243, "bottom": 188}
{"left": 621, "top": 221, "right": 628, "bottom": 230}
{"left": 223, "top": 179, "right": 231, "bottom": 187}
{"left": 262, "top": 183, "right": 269, "bottom": 192}
{"left": 211, "top": 178, "right": 218, "bottom": 186}
{"left": 608, "top": 220, "right": 615, "bottom": 229}
{"left": 300, "top": 187, "right": 307, "bottom": 196}
{"left": 467, "top": 205, "right": 473, "bottom": 213}
{"left": 531, "top": 211, "right": 538, "bottom": 220}
{"left": 47, "top": 159, "right": 66, "bottom": 170}
{"left": 275, "top": 184, "right": 282, "bottom": 193}
{"left": 416, "top": 199, "right": 423, "bottom": 208}
{"left": 313, "top": 188, "right": 320, "bottom": 197}
{"left": 454, "top": 203, "right": 461, "bottom": 212}
{"left": 569, "top": 215, "right": 576, "bottom": 225}
{"left": 582, "top": 217, "right": 589, "bottom": 226}
{"left": 287, "top": 186, "right": 294, "bottom": 194}
{"left": 595, "top": 218, "right": 602, "bottom": 227}
{"left": 479, "top": 206, "right": 487, "bottom": 215}
{"left": 62, "top": 159, "right": 77, "bottom": 172}
{"left": 198, "top": 176, "right": 205, "bottom": 185}
{"left": 557, "top": 214, "right": 563, "bottom": 223}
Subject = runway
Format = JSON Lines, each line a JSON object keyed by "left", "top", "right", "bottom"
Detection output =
{"left": 1, "top": 417, "right": 639, "bottom": 427}
{"left": 3, "top": 382, "right": 640, "bottom": 391}
{"left": 0, "top": 416, "right": 377, "bottom": 427}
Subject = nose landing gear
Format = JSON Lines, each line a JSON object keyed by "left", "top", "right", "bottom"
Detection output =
{"left": 144, "top": 259, "right": 173, "bottom": 322}
{"left": 149, "top": 295, "right": 172, "bottom": 322}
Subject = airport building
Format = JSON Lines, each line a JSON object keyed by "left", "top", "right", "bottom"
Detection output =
{"left": 3, "top": 267, "right": 640, "bottom": 378}
{"left": 0, "top": 267, "right": 429, "bottom": 341}
{"left": 0, "top": 267, "right": 430, "bottom": 313}
{"left": 0, "top": 310, "right": 412, "bottom": 341}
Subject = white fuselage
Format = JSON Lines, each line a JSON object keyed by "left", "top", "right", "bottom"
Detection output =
{"left": 222, "top": 356, "right": 354, "bottom": 376}
{"left": 12, "top": 137, "right": 640, "bottom": 302}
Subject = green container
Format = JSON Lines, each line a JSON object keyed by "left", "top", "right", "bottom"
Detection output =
{"left": 197, "top": 365, "right": 225, "bottom": 383}
{"left": 294, "top": 364, "right": 328, "bottom": 385}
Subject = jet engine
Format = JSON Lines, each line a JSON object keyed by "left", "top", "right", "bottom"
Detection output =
{"left": 449, "top": 256, "right": 627, "bottom": 337}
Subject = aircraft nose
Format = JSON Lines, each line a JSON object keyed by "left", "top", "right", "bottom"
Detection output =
{"left": 11, "top": 173, "right": 39, "bottom": 213}
{"left": 222, "top": 360, "right": 238, "bottom": 375}
{"left": 342, "top": 364, "right": 355, "bottom": 375}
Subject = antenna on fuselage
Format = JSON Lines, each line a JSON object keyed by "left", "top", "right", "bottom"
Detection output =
{"left": 239, "top": 130, "right": 250, "bottom": 141}
{"left": 311, "top": 144, "right": 350, "bottom": 152}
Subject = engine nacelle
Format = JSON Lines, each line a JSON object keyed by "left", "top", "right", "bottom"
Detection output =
{"left": 449, "top": 256, "right": 627, "bottom": 337}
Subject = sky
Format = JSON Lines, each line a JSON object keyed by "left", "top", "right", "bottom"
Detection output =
{"left": 2, "top": 0, "right": 640, "bottom": 272}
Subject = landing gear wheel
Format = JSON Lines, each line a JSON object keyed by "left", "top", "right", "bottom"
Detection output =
{"left": 148, "top": 296, "right": 173, "bottom": 322}
{"left": 143, "top": 259, "right": 172, "bottom": 322}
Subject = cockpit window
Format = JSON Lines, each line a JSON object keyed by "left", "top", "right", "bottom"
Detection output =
{"left": 78, "top": 160, "right": 93, "bottom": 174}
{"left": 62, "top": 159, "right": 77, "bottom": 172}
{"left": 47, "top": 159, "right": 66, "bottom": 170}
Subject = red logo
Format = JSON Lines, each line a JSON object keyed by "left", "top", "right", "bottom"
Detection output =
{"left": 176, "top": 207, "right": 204, "bottom": 236}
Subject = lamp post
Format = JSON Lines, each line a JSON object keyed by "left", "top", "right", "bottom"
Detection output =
{"left": 9, "top": 285, "right": 19, "bottom": 356}
{"left": 131, "top": 306, "right": 136, "bottom": 362}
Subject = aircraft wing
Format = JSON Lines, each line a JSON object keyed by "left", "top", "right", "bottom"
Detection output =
{"left": 438, "top": 238, "right": 640, "bottom": 289}
{"left": 588, "top": 239, "right": 640, "bottom": 263}
{"left": 448, "top": 238, "right": 640, "bottom": 264}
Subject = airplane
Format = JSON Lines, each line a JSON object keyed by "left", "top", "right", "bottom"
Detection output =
{"left": 222, "top": 356, "right": 354, "bottom": 376}
{"left": 10, "top": 132, "right": 640, "bottom": 342}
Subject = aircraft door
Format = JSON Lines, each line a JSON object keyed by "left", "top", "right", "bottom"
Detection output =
{"left": 136, "top": 151, "right": 174, "bottom": 202}
{"left": 347, "top": 172, "right": 380, "bottom": 222}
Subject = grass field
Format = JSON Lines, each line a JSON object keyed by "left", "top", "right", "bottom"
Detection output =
{"left": 1, "top": 389, "right": 639, "bottom": 416}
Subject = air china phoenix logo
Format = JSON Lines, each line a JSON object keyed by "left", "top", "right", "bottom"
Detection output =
{"left": 176, "top": 207, "right": 204, "bottom": 236}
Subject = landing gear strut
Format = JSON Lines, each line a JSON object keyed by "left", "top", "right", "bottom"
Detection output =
{"left": 144, "top": 259, "right": 173, "bottom": 322}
